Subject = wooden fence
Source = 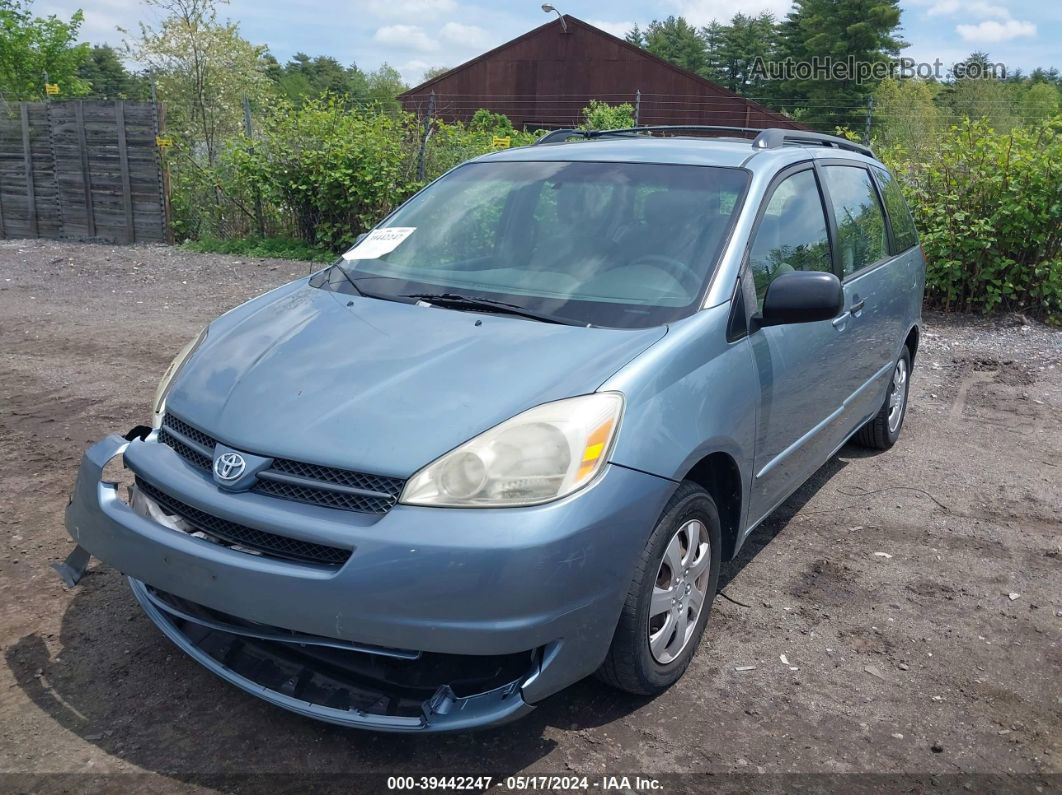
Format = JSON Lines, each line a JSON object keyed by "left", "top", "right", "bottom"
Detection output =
{"left": 0, "top": 100, "right": 169, "bottom": 243}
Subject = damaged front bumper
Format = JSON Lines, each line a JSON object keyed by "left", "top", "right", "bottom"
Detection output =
{"left": 130, "top": 578, "right": 534, "bottom": 731}
{"left": 60, "top": 430, "right": 675, "bottom": 732}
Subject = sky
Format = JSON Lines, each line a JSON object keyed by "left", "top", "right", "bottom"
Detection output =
{"left": 37, "top": 0, "right": 1062, "bottom": 86}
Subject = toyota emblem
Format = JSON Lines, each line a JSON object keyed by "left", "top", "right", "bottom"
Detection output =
{"left": 213, "top": 451, "right": 246, "bottom": 481}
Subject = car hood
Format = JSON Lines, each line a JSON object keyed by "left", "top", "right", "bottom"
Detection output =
{"left": 165, "top": 281, "right": 666, "bottom": 477}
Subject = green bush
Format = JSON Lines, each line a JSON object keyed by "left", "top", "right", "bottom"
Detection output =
{"left": 579, "top": 100, "right": 636, "bottom": 130}
{"left": 225, "top": 98, "right": 422, "bottom": 251}
{"left": 880, "top": 117, "right": 1062, "bottom": 323}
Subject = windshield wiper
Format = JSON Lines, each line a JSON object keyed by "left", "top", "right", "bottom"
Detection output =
{"left": 403, "top": 293, "right": 582, "bottom": 326}
{"left": 325, "top": 264, "right": 420, "bottom": 303}
{"left": 328, "top": 261, "right": 364, "bottom": 295}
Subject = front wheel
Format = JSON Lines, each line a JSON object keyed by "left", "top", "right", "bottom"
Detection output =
{"left": 596, "top": 482, "right": 722, "bottom": 695}
{"left": 854, "top": 346, "right": 912, "bottom": 450}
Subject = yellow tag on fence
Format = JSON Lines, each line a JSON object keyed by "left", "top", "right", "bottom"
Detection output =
{"left": 45, "top": 83, "right": 60, "bottom": 95}
{"left": 155, "top": 135, "right": 173, "bottom": 148}
{"left": 492, "top": 135, "right": 511, "bottom": 148}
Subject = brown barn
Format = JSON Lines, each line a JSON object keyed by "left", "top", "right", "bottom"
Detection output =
{"left": 399, "top": 15, "right": 802, "bottom": 131}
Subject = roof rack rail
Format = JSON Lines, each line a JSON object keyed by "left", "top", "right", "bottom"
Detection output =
{"left": 534, "top": 124, "right": 876, "bottom": 159}
{"left": 751, "top": 129, "right": 874, "bottom": 158}
{"left": 535, "top": 125, "right": 768, "bottom": 145}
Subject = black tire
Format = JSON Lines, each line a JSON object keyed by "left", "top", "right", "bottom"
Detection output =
{"left": 854, "top": 346, "right": 912, "bottom": 450}
{"left": 596, "top": 481, "right": 722, "bottom": 695}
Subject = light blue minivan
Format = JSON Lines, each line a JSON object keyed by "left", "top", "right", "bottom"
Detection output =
{"left": 59, "top": 126, "right": 924, "bottom": 732}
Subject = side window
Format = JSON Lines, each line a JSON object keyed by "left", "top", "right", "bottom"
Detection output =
{"left": 822, "top": 165, "right": 888, "bottom": 277}
{"left": 873, "top": 166, "right": 918, "bottom": 252}
{"left": 747, "top": 169, "right": 832, "bottom": 307}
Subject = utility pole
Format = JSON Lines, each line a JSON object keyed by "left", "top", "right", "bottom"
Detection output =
{"left": 634, "top": 89, "right": 641, "bottom": 126}
{"left": 864, "top": 95, "right": 874, "bottom": 144}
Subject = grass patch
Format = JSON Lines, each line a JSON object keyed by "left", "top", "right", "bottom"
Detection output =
{"left": 182, "top": 237, "right": 337, "bottom": 263}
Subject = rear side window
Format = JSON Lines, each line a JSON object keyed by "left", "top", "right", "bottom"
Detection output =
{"left": 873, "top": 166, "right": 918, "bottom": 252}
{"left": 821, "top": 165, "right": 888, "bottom": 277}
{"left": 747, "top": 169, "right": 833, "bottom": 307}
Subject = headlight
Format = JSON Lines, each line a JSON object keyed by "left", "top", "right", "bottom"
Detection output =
{"left": 400, "top": 392, "right": 623, "bottom": 508}
{"left": 151, "top": 326, "right": 208, "bottom": 428}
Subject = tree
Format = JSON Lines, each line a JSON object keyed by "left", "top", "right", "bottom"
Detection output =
{"left": 715, "top": 13, "right": 779, "bottom": 95}
{"left": 266, "top": 52, "right": 370, "bottom": 105}
{"left": 871, "top": 77, "right": 943, "bottom": 153}
{"left": 78, "top": 44, "right": 147, "bottom": 98}
{"left": 125, "top": 0, "right": 271, "bottom": 164}
{"left": 635, "top": 17, "right": 708, "bottom": 77}
{"left": 421, "top": 65, "right": 450, "bottom": 83}
{"left": 940, "top": 54, "right": 1018, "bottom": 132}
{"left": 0, "top": 0, "right": 90, "bottom": 99}
{"left": 777, "top": 0, "right": 905, "bottom": 129}
{"left": 1021, "top": 82, "right": 1060, "bottom": 125}
{"left": 363, "top": 63, "right": 406, "bottom": 112}
{"left": 699, "top": 21, "right": 726, "bottom": 84}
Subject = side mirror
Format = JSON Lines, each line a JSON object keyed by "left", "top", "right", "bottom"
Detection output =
{"left": 757, "top": 270, "right": 843, "bottom": 327}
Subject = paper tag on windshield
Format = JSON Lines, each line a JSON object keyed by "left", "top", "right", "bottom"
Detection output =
{"left": 343, "top": 227, "right": 415, "bottom": 260}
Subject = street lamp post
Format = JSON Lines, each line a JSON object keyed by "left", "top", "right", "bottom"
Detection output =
{"left": 541, "top": 4, "right": 568, "bottom": 33}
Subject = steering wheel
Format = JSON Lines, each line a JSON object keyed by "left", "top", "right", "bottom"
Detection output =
{"left": 629, "top": 255, "right": 701, "bottom": 296}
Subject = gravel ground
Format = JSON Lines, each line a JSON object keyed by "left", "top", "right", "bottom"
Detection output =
{"left": 1, "top": 239, "right": 1060, "bottom": 793}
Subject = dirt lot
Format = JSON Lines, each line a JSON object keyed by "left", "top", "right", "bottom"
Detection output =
{"left": 1, "top": 239, "right": 1060, "bottom": 792}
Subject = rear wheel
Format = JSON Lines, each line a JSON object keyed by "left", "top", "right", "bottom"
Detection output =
{"left": 597, "top": 482, "right": 722, "bottom": 695}
{"left": 854, "top": 346, "right": 912, "bottom": 450}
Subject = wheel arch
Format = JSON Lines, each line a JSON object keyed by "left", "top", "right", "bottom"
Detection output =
{"left": 904, "top": 324, "right": 920, "bottom": 366}
{"left": 681, "top": 451, "right": 743, "bottom": 561}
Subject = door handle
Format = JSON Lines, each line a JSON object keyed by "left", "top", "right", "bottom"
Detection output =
{"left": 850, "top": 299, "right": 865, "bottom": 315}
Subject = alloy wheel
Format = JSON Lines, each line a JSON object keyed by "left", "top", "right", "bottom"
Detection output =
{"left": 888, "top": 358, "right": 908, "bottom": 433}
{"left": 647, "top": 519, "right": 711, "bottom": 664}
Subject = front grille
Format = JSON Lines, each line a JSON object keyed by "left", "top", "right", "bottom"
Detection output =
{"left": 158, "top": 414, "right": 215, "bottom": 471}
{"left": 157, "top": 431, "right": 212, "bottom": 470}
{"left": 157, "top": 413, "right": 404, "bottom": 515}
{"left": 135, "top": 477, "right": 352, "bottom": 566}
{"left": 254, "top": 459, "right": 403, "bottom": 514}
{"left": 162, "top": 414, "right": 217, "bottom": 450}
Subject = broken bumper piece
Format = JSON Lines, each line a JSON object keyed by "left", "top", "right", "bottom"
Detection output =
{"left": 130, "top": 578, "right": 536, "bottom": 732}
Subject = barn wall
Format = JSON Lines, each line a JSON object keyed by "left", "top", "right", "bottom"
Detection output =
{"left": 401, "top": 18, "right": 803, "bottom": 131}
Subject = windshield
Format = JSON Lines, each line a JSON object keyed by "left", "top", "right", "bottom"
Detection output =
{"left": 326, "top": 160, "right": 750, "bottom": 328}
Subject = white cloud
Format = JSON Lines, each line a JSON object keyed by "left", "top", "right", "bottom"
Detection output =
{"left": 669, "top": 0, "right": 791, "bottom": 26}
{"left": 585, "top": 19, "right": 637, "bottom": 38}
{"left": 956, "top": 18, "right": 1037, "bottom": 41}
{"left": 926, "top": 0, "right": 959, "bottom": 14}
{"left": 397, "top": 59, "right": 434, "bottom": 84}
{"left": 373, "top": 24, "right": 439, "bottom": 53}
{"left": 365, "top": 0, "right": 456, "bottom": 19}
{"left": 928, "top": 0, "right": 1009, "bottom": 18}
{"left": 440, "top": 21, "right": 490, "bottom": 48}
{"left": 38, "top": 0, "right": 134, "bottom": 46}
